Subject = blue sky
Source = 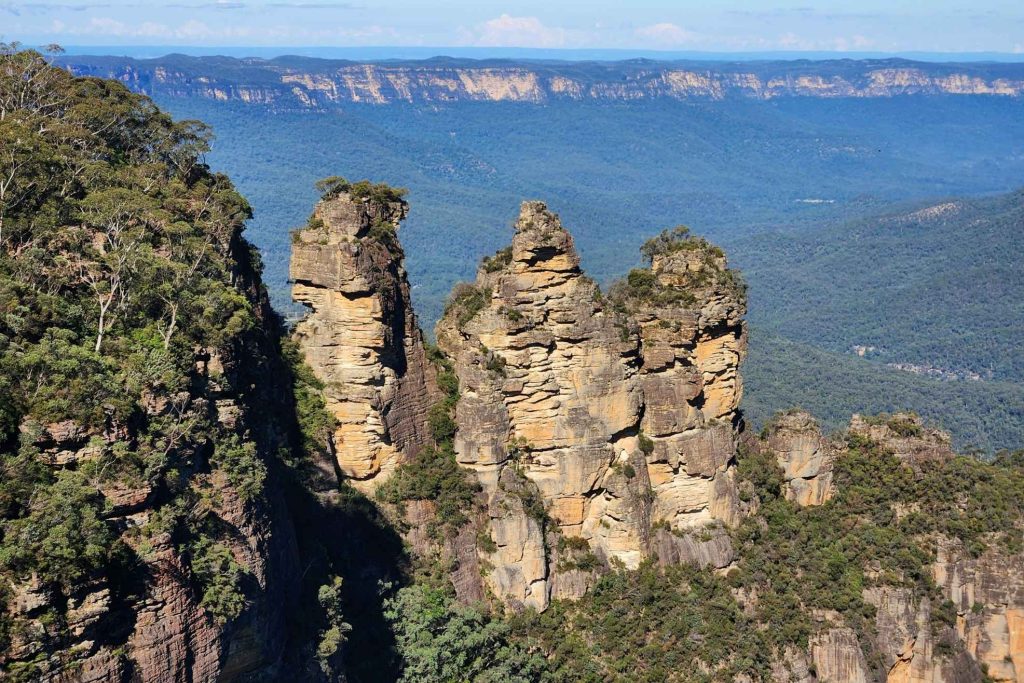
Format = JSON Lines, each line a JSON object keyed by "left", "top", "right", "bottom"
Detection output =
{"left": 2, "top": 0, "right": 1022, "bottom": 53}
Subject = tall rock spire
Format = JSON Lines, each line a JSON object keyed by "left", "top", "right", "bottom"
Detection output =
{"left": 436, "top": 202, "right": 747, "bottom": 610}
{"left": 290, "top": 189, "right": 438, "bottom": 491}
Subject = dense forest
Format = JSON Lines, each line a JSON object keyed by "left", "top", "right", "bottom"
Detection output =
{"left": 733, "top": 190, "right": 1024, "bottom": 384}
{"left": 742, "top": 331, "right": 1024, "bottom": 452}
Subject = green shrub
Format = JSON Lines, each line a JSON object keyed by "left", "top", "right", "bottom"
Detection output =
{"left": 0, "top": 469, "right": 112, "bottom": 592}
{"left": 481, "top": 246, "right": 513, "bottom": 273}
{"left": 383, "top": 583, "right": 545, "bottom": 683}
{"left": 315, "top": 176, "right": 407, "bottom": 204}
{"left": 189, "top": 535, "right": 247, "bottom": 624}
{"left": 444, "top": 283, "right": 491, "bottom": 328}
{"left": 316, "top": 576, "right": 352, "bottom": 675}
{"left": 376, "top": 445, "right": 480, "bottom": 531}
{"left": 211, "top": 434, "right": 267, "bottom": 503}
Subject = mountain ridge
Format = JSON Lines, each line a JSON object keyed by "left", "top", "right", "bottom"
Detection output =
{"left": 60, "top": 54, "right": 1024, "bottom": 108}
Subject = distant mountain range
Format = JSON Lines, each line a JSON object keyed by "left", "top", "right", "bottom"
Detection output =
{"left": 60, "top": 54, "right": 1024, "bottom": 108}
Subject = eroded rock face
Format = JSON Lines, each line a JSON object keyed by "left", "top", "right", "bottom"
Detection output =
{"left": 764, "top": 411, "right": 835, "bottom": 506}
{"left": 2, "top": 265, "right": 303, "bottom": 681}
{"left": 435, "top": 201, "right": 746, "bottom": 609}
{"left": 849, "top": 413, "right": 955, "bottom": 467}
{"left": 810, "top": 628, "right": 870, "bottom": 683}
{"left": 291, "top": 194, "right": 438, "bottom": 491}
{"left": 933, "top": 540, "right": 1024, "bottom": 682}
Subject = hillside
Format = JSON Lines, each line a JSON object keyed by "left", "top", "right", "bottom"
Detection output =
{"left": 135, "top": 86, "right": 1024, "bottom": 451}
{"left": 731, "top": 190, "right": 1024, "bottom": 384}
{"left": 742, "top": 331, "right": 1024, "bottom": 452}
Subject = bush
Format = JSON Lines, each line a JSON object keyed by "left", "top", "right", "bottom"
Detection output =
{"left": 383, "top": 584, "right": 546, "bottom": 683}
{"left": 190, "top": 535, "right": 247, "bottom": 624}
{"left": 376, "top": 444, "right": 480, "bottom": 531}
{"left": 315, "top": 176, "right": 407, "bottom": 204}
{"left": 211, "top": 434, "right": 267, "bottom": 503}
{"left": 481, "top": 246, "right": 513, "bottom": 273}
{"left": 444, "top": 283, "right": 491, "bottom": 328}
{"left": 0, "top": 469, "right": 112, "bottom": 592}
{"left": 316, "top": 575, "right": 352, "bottom": 675}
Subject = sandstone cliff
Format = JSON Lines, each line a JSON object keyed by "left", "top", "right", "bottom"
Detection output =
{"left": 1, "top": 233, "right": 305, "bottom": 682}
{"left": 764, "top": 410, "right": 835, "bottom": 506}
{"left": 63, "top": 56, "right": 1024, "bottom": 110}
{"left": 290, "top": 191, "right": 439, "bottom": 492}
{"left": 433, "top": 202, "right": 746, "bottom": 610}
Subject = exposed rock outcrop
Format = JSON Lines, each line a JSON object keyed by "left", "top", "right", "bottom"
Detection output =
{"left": 290, "top": 193, "right": 439, "bottom": 491}
{"left": 434, "top": 202, "right": 746, "bottom": 609}
{"left": 811, "top": 628, "right": 870, "bottom": 683}
{"left": 764, "top": 410, "right": 835, "bottom": 506}
{"left": 849, "top": 412, "right": 955, "bottom": 467}
{"left": 933, "top": 540, "right": 1024, "bottom": 682}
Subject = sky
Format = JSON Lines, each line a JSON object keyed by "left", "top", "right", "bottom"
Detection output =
{"left": 2, "top": 0, "right": 1023, "bottom": 54}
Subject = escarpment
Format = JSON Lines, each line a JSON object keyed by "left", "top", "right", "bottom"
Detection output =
{"left": 0, "top": 50, "right": 319, "bottom": 681}
{"left": 290, "top": 190, "right": 439, "bottom": 491}
{"left": 432, "top": 203, "right": 746, "bottom": 609}
{"left": 63, "top": 56, "right": 1024, "bottom": 109}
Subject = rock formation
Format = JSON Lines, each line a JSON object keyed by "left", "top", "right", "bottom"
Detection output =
{"left": 434, "top": 202, "right": 746, "bottom": 609}
{"left": 290, "top": 192, "right": 438, "bottom": 491}
{"left": 2, "top": 238, "right": 303, "bottom": 682}
{"left": 849, "top": 412, "right": 956, "bottom": 467}
{"left": 764, "top": 410, "right": 835, "bottom": 506}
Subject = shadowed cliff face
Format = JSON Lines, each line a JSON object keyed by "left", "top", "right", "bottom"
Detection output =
{"left": 290, "top": 194, "right": 439, "bottom": 492}
{"left": 433, "top": 202, "right": 746, "bottom": 610}
{"left": 62, "top": 56, "right": 1024, "bottom": 109}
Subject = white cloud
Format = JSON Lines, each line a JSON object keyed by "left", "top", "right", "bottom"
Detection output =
{"left": 464, "top": 14, "right": 569, "bottom": 48}
{"left": 634, "top": 22, "right": 698, "bottom": 47}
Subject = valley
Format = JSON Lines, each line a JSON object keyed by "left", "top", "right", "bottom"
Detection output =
{"left": 66, "top": 53, "right": 1024, "bottom": 450}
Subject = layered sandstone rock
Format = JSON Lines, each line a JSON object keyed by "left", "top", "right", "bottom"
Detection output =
{"left": 290, "top": 193, "right": 438, "bottom": 491}
{"left": 764, "top": 411, "right": 835, "bottom": 506}
{"left": 66, "top": 58, "right": 1024, "bottom": 109}
{"left": 810, "top": 628, "right": 870, "bottom": 683}
{"left": 849, "top": 412, "right": 955, "bottom": 467}
{"left": 435, "top": 202, "right": 746, "bottom": 609}
{"left": 932, "top": 540, "right": 1024, "bottom": 682}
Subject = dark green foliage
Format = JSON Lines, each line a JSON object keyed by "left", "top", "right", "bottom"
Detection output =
{"left": 316, "top": 576, "right": 353, "bottom": 675}
{"left": 427, "top": 403, "right": 457, "bottom": 444}
{"left": 211, "top": 434, "right": 268, "bottom": 503}
{"left": 743, "top": 330, "right": 1024, "bottom": 452}
{"left": 0, "top": 469, "right": 113, "bottom": 592}
{"left": 383, "top": 584, "right": 546, "bottom": 683}
{"left": 481, "top": 246, "right": 513, "bottom": 273}
{"left": 281, "top": 337, "right": 337, "bottom": 466}
{"left": 608, "top": 267, "right": 695, "bottom": 309}
{"left": 511, "top": 561, "right": 770, "bottom": 682}
{"left": 444, "top": 283, "right": 491, "bottom": 328}
{"left": 376, "top": 444, "right": 480, "bottom": 532}
{"left": 315, "top": 175, "right": 407, "bottom": 204}
{"left": 190, "top": 535, "right": 247, "bottom": 624}
{"left": 367, "top": 218, "right": 399, "bottom": 251}
{"left": 0, "top": 49, "right": 273, "bottom": 637}
{"left": 638, "top": 432, "right": 655, "bottom": 456}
